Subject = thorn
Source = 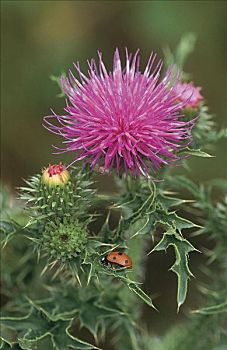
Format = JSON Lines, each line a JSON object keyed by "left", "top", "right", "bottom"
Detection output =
{"left": 131, "top": 231, "right": 139, "bottom": 239}
{"left": 177, "top": 303, "right": 182, "bottom": 313}
{"left": 40, "top": 264, "right": 49, "bottom": 277}
{"left": 75, "top": 273, "right": 82, "bottom": 286}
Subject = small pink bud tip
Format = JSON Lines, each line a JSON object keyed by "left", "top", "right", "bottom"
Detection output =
{"left": 173, "top": 82, "right": 204, "bottom": 110}
{"left": 42, "top": 163, "right": 70, "bottom": 186}
{"left": 47, "top": 162, "right": 65, "bottom": 177}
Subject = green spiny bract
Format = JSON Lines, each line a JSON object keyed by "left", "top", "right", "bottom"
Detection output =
{"left": 20, "top": 166, "right": 96, "bottom": 225}
{"left": 43, "top": 218, "right": 88, "bottom": 263}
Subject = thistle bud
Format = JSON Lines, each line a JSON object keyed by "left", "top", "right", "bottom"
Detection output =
{"left": 42, "top": 163, "right": 70, "bottom": 187}
{"left": 20, "top": 164, "right": 95, "bottom": 225}
{"left": 173, "top": 81, "right": 204, "bottom": 112}
{"left": 43, "top": 219, "right": 88, "bottom": 262}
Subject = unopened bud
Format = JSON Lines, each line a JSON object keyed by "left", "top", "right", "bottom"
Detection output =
{"left": 42, "top": 163, "right": 70, "bottom": 187}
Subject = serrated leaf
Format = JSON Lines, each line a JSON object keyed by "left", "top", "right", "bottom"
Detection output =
{"left": 0, "top": 337, "right": 22, "bottom": 350}
{"left": 101, "top": 268, "right": 156, "bottom": 309}
{"left": 150, "top": 230, "right": 198, "bottom": 310}
{"left": 18, "top": 331, "right": 50, "bottom": 349}
{"left": 127, "top": 283, "right": 156, "bottom": 309}
{"left": 155, "top": 209, "right": 198, "bottom": 231}
{"left": 50, "top": 319, "right": 101, "bottom": 350}
{"left": 130, "top": 214, "right": 155, "bottom": 237}
{"left": 117, "top": 178, "right": 198, "bottom": 239}
{"left": 0, "top": 299, "right": 99, "bottom": 350}
{"left": 35, "top": 297, "right": 80, "bottom": 322}
{"left": 158, "top": 192, "right": 187, "bottom": 210}
{"left": 34, "top": 286, "right": 124, "bottom": 340}
{"left": 78, "top": 299, "right": 106, "bottom": 338}
{"left": 131, "top": 208, "right": 198, "bottom": 238}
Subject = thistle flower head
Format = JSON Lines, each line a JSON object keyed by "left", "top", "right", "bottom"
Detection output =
{"left": 172, "top": 82, "right": 203, "bottom": 110}
{"left": 43, "top": 219, "right": 88, "bottom": 263}
{"left": 45, "top": 49, "right": 197, "bottom": 176}
{"left": 42, "top": 162, "right": 70, "bottom": 187}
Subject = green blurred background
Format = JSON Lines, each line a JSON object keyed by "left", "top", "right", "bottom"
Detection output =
{"left": 1, "top": 0, "right": 227, "bottom": 337}
{"left": 1, "top": 0, "right": 227, "bottom": 187}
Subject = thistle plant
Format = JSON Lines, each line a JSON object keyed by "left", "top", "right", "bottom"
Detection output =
{"left": 1, "top": 34, "right": 226, "bottom": 350}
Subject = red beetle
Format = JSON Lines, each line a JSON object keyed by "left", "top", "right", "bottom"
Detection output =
{"left": 101, "top": 251, "right": 133, "bottom": 269}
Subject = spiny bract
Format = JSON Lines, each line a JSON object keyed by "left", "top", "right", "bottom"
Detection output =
{"left": 43, "top": 219, "right": 88, "bottom": 262}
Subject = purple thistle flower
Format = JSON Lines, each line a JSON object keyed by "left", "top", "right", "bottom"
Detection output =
{"left": 44, "top": 49, "right": 196, "bottom": 177}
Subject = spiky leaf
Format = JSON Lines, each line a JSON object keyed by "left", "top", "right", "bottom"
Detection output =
{"left": 101, "top": 268, "right": 156, "bottom": 309}
{"left": 150, "top": 230, "right": 198, "bottom": 310}
{"left": 0, "top": 299, "right": 99, "bottom": 350}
